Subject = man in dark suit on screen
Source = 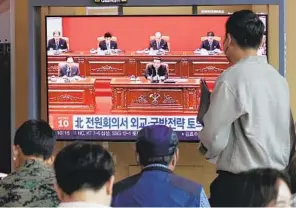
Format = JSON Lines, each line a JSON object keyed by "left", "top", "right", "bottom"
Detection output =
{"left": 47, "top": 30, "right": 68, "bottom": 51}
{"left": 59, "top": 57, "right": 80, "bottom": 77}
{"left": 144, "top": 57, "right": 168, "bottom": 81}
{"left": 149, "top": 32, "right": 169, "bottom": 51}
{"left": 200, "top": 31, "right": 221, "bottom": 51}
{"left": 98, "top": 32, "right": 118, "bottom": 50}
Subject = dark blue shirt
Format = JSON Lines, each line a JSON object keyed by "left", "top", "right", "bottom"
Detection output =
{"left": 112, "top": 166, "right": 210, "bottom": 207}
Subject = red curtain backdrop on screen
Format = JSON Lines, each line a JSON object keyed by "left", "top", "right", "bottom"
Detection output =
{"left": 62, "top": 16, "right": 228, "bottom": 51}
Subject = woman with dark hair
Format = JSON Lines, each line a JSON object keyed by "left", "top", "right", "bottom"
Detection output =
{"left": 236, "top": 168, "right": 292, "bottom": 207}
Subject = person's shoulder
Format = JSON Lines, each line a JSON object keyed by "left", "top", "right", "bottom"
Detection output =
{"left": 48, "top": 38, "right": 54, "bottom": 42}
{"left": 146, "top": 64, "right": 153, "bottom": 69}
{"left": 160, "top": 64, "right": 168, "bottom": 68}
{"left": 0, "top": 171, "right": 19, "bottom": 192}
{"left": 266, "top": 63, "right": 289, "bottom": 86}
{"left": 0, "top": 165, "right": 58, "bottom": 206}
{"left": 168, "top": 173, "right": 203, "bottom": 196}
{"left": 113, "top": 173, "right": 141, "bottom": 196}
{"left": 111, "top": 40, "right": 117, "bottom": 43}
{"left": 99, "top": 40, "right": 105, "bottom": 44}
{"left": 1, "top": 170, "right": 20, "bottom": 184}
{"left": 60, "top": 64, "right": 66, "bottom": 69}
{"left": 0, "top": 171, "right": 30, "bottom": 198}
{"left": 217, "top": 59, "right": 243, "bottom": 80}
{"left": 21, "top": 162, "right": 56, "bottom": 181}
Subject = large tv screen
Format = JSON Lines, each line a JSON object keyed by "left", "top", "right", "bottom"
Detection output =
{"left": 46, "top": 15, "right": 268, "bottom": 141}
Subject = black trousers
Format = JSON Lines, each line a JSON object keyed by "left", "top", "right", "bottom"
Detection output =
{"left": 209, "top": 171, "right": 245, "bottom": 207}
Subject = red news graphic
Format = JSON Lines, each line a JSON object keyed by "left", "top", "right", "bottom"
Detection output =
{"left": 49, "top": 115, "right": 73, "bottom": 131}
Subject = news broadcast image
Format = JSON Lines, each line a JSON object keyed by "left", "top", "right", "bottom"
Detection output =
{"left": 46, "top": 15, "right": 267, "bottom": 141}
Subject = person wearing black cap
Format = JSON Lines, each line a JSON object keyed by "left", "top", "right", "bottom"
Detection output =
{"left": 112, "top": 125, "right": 209, "bottom": 207}
{"left": 200, "top": 31, "right": 221, "bottom": 51}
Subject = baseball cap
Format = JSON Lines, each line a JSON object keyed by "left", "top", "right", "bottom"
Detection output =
{"left": 136, "top": 125, "right": 179, "bottom": 157}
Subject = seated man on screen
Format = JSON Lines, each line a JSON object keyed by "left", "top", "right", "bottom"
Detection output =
{"left": 200, "top": 31, "right": 221, "bottom": 51}
{"left": 149, "top": 32, "right": 169, "bottom": 51}
{"left": 98, "top": 32, "right": 118, "bottom": 51}
{"left": 59, "top": 57, "right": 80, "bottom": 77}
{"left": 144, "top": 57, "right": 168, "bottom": 81}
{"left": 47, "top": 30, "right": 68, "bottom": 51}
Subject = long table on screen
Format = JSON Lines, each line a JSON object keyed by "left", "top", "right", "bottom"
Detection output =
{"left": 110, "top": 77, "right": 200, "bottom": 114}
{"left": 47, "top": 51, "right": 229, "bottom": 96}
{"left": 48, "top": 77, "right": 96, "bottom": 114}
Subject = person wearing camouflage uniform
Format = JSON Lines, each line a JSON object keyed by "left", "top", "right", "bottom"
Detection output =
{"left": 0, "top": 120, "right": 59, "bottom": 207}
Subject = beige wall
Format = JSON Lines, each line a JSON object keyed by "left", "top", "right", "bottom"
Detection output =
{"left": 13, "top": 3, "right": 296, "bottom": 195}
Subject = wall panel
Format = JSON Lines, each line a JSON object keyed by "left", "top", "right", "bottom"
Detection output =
{"left": 267, "top": 5, "right": 279, "bottom": 69}
{"left": 86, "top": 7, "right": 118, "bottom": 15}
{"left": 197, "top": 5, "right": 252, "bottom": 14}
{"left": 123, "top": 6, "right": 192, "bottom": 15}
{"left": 14, "top": 0, "right": 28, "bottom": 128}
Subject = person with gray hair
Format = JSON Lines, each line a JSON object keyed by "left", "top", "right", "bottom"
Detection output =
{"left": 149, "top": 32, "right": 169, "bottom": 50}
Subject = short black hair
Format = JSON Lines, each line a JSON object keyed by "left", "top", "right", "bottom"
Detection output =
{"left": 66, "top": 56, "right": 73, "bottom": 61}
{"left": 226, "top": 10, "right": 265, "bottom": 49}
{"left": 54, "top": 142, "right": 115, "bottom": 196}
{"left": 207, "top": 31, "right": 215, "bottom": 36}
{"left": 14, "top": 119, "right": 56, "bottom": 160}
{"left": 53, "top": 31, "right": 61, "bottom": 36}
{"left": 236, "top": 168, "right": 291, "bottom": 207}
{"left": 104, "top": 32, "right": 112, "bottom": 38}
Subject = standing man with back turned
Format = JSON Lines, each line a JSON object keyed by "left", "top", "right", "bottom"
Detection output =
{"left": 199, "top": 10, "right": 291, "bottom": 207}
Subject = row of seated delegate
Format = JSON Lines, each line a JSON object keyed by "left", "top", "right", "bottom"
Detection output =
{"left": 47, "top": 31, "right": 223, "bottom": 52}
{"left": 53, "top": 57, "right": 169, "bottom": 81}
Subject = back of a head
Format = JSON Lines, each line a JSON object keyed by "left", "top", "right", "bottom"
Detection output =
{"left": 136, "top": 125, "right": 179, "bottom": 167}
{"left": 237, "top": 168, "right": 291, "bottom": 207}
{"left": 226, "top": 10, "right": 265, "bottom": 49}
{"left": 54, "top": 142, "right": 115, "bottom": 196}
{"left": 14, "top": 119, "right": 56, "bottom": 160}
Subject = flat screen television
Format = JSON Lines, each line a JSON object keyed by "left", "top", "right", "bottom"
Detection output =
{"left": 45, "top": 14, "right": 268, "bottom": 141}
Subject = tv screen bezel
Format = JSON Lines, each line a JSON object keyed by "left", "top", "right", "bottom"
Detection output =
{"left": 45, "top": 14, "right": 268, "bottom": 142}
